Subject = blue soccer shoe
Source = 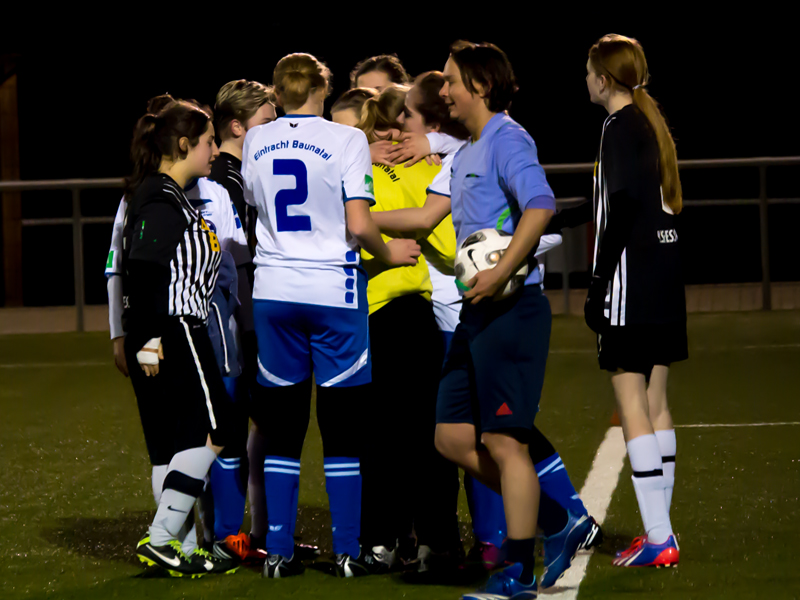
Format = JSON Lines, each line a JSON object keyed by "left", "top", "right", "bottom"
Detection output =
{"left": 541, "top": 512, "right": 592, "bottom": 588}
{"left": 462, "top": 562, "right": 538, "bottom": 600}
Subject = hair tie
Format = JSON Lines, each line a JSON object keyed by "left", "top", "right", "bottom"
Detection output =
{"left": 633, "top": 84, "right": 644, "bottom": 90}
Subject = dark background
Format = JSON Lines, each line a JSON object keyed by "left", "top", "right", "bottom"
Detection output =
{"left": 1, "top": 15, "right": 797, "bottom": 306}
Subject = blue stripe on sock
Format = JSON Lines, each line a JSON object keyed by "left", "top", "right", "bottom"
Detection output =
{"left": 264, "top": 455, "right": 300, "bottom": 557}
{"left": 324, "top": 457, "right": 361, "bottom": 557}
{"left": 534, "top": 453, "right": 588, "bottom": 517}
{"left": 210, "top": 457, "right": 246, "bottom": 540}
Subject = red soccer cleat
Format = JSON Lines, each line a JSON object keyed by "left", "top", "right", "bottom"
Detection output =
{"left": 613, "top": 535, "right": 679, "bottom": 568}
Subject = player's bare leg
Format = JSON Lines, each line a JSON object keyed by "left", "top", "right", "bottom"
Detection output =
{"left": 611, "top": 371, "right": 678, "bottom": 567}
{"left": 481, "top": 432, "right": 538, "bottom": 540}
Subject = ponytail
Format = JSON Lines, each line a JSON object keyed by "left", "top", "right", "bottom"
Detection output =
{"left": 356, "top": 85, "right": 408, "bottom": 143}
{"left": 124, "top": 96, "right": 212, "bottom": 201}
{"left": 124, "top": 113, "right": 162, "bottom": 202}
{"left": 632, "top": 86, "right": 682, "bottom": 214}
{"left": 589, "top": 34, "right": 682, "bottom": 214}
{"left": 273, "top": 53, "right": 331, "bottom": 112}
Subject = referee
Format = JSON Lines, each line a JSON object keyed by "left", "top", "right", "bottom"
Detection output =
{"left": 122, "top": 98, "right": 236, "bottom": 577}
{"left": 584, "top": 34, "right": 686, "bottom": 568}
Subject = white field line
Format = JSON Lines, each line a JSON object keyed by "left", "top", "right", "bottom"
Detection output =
{"left": 676, "top": 422, "right": 800, "bottom": 428}
{"left": 545, "top": 426, "right": 627, "bottom": 599}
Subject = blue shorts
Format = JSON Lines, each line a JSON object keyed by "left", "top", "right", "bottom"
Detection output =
{"left": 436, "top": 286, "right": 551, "bottom": 436}
{"left": 254, "top": 300, "right": 371, "bottom": 388}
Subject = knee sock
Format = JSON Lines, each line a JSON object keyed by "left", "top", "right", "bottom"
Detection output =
{"left": 247, "top": 427, "right": 269, "bottom": 540}
{"left": 654, "top": 429, "right": 676, "bottom": 513}
{"left": 210, "top": 456, "right": 247, "bottom": 540}
{"left": 506, "top": 537, "right": 536, "bottom": 586}
{"left": 317, "top": 384, "right": 366, "bottom": 558}
{"left": 152, "top": 464, "right": 198, "bottom": 553}
{"left": 627, "top": 434, "right": 673, "bottom": 544}
{"left": 324, "top": 457, "right": 362, "bottom": 557}
{"left": 198, "top": 476, "right": 215, "bottom": 544}
{"left": 150, "top": 447, "right": 217, "bottom": 547}
{"left": 538, "top": 490, "right": 570, "bottom": 537}
{"left": 534, "top": 454, "right": 588, "bottom": 517}
{"left": 464, "top": 474, "right": 507, "bottom": 547}
{"left": 264, "top": 456, "right": 301, "bottom": 557}
{"left": 529, "top": 426, "right": 588, "bottom": 516}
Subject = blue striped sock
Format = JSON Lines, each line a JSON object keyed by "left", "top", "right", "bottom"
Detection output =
{"left": 465, "top": 474, "right": 507, "bottom": 547}
{"left": 324, "top": 457, "right": 362, "bottom": 557}
{"left": 534, "top": 454, "right": 588, "bottom": 516}
{"left": 264, "top": 456, "right": 301, "bottom": 558}
{"left": 210, "top": 456, "right": 246, "bottom": 540}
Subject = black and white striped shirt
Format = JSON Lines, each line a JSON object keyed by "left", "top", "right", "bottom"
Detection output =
{"left": 592, "top": 105, "right": 685, "bottom": 326}
{"left": 122, "top": 174, "right": 222, "bottom": 338}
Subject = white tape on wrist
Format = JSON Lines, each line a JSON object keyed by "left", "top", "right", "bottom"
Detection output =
{"left": 137, "top": 337, "right": 161, "bottom": 366}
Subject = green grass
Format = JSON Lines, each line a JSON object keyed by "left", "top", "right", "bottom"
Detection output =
{"left": 1, "top": 312, "right": 799, "bottom": 599}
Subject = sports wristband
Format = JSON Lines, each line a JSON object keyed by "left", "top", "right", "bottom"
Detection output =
{"left": 136, "top": 337, "right": 161, "bottom": 366}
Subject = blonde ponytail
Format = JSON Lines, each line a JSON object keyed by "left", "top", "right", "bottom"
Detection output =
{"left": 589, "top": 34, "right": 682, "bottom": 214}
{"left": 273, "top": 53, "right": 331, "bottom": 112}
{"left": 356, "top": 84, "right": 408, "bottom": 143}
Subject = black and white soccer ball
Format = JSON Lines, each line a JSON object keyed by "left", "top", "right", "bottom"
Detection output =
{"left": 454, "top": 228, "right": 528, "bottom": 299}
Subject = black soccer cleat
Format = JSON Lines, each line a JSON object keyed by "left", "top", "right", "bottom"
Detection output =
{"left": 294, "top": 542, "right": 322, "bottom": 562}
{"left": 263, "top": 552, "right": 306, "bottom": 579}
{"left": 192, "top": 547, "right": 239, "bottom": 574}
{"left": 578, "top": 515, "right": 604, "bottom": 551}
{"left": 136, "top": 535, "right": 207, "bottom": 578}
{"left": 335, "top": 546, "right": 395, "bottom": 577}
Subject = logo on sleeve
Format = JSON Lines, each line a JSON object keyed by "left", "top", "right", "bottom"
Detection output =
{"left": 365, "top": 174, "right": 374, "bottom": 195}
{"left": 106, "top": 250, "right": 114, "bottom": 270}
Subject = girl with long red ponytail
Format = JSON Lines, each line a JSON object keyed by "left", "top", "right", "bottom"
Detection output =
{"left": 584, "top": 33, "right": 687, "bottom": 568}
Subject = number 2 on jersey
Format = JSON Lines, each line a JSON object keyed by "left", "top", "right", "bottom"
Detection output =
{"left": 274, "top": 159, "right": 311, "bottom": 232}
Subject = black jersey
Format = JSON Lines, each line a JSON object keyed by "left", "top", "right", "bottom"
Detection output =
{"left": 209, "top": 152, "right": 245, "bottom": 227}
{"left": 122, "top": 174, "right": 222, "bottom": 340}
{"left": 593, "top": 104, "right": 685, "bottom": 326}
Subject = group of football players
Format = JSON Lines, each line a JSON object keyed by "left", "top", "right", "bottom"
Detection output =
{"left": 111, "top": 34, "right": 687, "bottom": 599}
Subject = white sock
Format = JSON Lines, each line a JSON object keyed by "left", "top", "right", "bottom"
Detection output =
{"left": 152, "top": 465, "right": 168, "bottom": 504}
{"left": 627, "top": 434, "right": 673, "bottom": 545}
{"left": 654, "top": 429, "right": 677, "bottom": 513}
{"left": 152, "top": 463, "right": 199, "bottom": 552}
{"left": 150, "top": 447, "right": 217, "bottom": 547}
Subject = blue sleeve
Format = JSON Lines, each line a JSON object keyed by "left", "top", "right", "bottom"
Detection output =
{"left": 496, "top": 128, "right": 556, "bottom": 212}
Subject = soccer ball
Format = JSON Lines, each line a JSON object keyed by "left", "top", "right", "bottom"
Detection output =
{"left": 454, "top": 228, "right": 528, "bottom": 299}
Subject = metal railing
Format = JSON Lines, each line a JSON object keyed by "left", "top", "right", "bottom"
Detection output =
{"left": 1, "top": 157, "right": 798, "bottom": 331}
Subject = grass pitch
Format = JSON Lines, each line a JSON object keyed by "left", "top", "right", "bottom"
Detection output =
{"left": 1, "top": 312, "right": 799, "bottom": 599}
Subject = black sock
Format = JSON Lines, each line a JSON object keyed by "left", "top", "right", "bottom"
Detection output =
{"left": 538, "top": 491, "right": 570, "bottom": 537}
{"left": 506, "top": 537, "right": 536, "bottom": 585}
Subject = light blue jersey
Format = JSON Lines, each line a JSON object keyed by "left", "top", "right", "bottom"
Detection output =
{"left": 450, "top": 113, "right": 556, "bottom": 286}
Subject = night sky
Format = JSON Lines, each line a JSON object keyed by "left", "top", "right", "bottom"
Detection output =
{"left": 1, "top": 15, "right": 796, "bottom": 305}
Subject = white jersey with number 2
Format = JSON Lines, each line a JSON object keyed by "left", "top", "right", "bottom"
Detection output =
{"left": 242, "top": 115, "right": 375, "bottom": 311}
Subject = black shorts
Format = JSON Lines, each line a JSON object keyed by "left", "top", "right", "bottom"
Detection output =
{"left": 597, "top": 322, "right": 688, "bottom": 376}
{"left": 126, "top": 316, "right": 234, "bottom": 465}
{"left": 436, "top": 286, "right": 551, "bottom": 440}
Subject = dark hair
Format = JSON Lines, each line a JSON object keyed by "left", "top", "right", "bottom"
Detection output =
{"left": 449, "top": 40, "right": 518, "bottom": 113}
{"left": 124, "top": 97, "right": 212, "bottom": 201}
{"left": 411, "top": 71, "right": 469, "bottom": 141}
{"left": 350, "top": 54, "right": 409, "bottom": 88}
{"left": 331, "top": 87, "right": 378, "bottom": 117}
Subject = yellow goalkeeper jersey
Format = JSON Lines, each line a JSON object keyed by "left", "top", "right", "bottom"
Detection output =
{"left": 362, "top": 157, "right": 457, "bottom": 315}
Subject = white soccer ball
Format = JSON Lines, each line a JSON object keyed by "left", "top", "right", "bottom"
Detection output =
{"left": 454, "top": 228, "right": 528, "bottom": 299}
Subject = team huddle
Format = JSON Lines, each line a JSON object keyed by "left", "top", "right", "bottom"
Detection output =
{"left": 108, "top": 35, "right": 687, "bottom": 599}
